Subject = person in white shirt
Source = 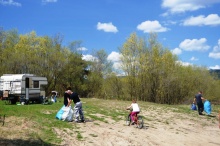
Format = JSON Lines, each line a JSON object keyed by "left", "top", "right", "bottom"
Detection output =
{"left": 127, "top": 99, "right": 140, "bottom": 124}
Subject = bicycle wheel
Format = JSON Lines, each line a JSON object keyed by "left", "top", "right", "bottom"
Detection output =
{"left": 125, "top": 115, "right": 131, "bottom": 126}
{"left": 137, "top": 116, "right": 144, "bottom": 129}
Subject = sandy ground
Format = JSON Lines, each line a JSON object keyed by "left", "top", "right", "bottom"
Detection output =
{"left": 54, "top": 110, "right": 220, "bottom": 146}
{"left": 1, "top": 107, "right": 220, "bottom": 146}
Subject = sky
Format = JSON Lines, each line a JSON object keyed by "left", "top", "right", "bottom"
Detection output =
{"left": 0, "top": 0, "right": 220, "bottom": 71}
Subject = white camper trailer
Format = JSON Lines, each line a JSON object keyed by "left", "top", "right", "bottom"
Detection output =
{"left": 0, "top": 74, "right": 48, "bottom": 104}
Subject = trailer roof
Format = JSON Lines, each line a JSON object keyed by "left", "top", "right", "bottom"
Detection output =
{"left": 2, "top": 74, "right": 34, "bottom": 76}
{"left": 0, "top": 74, "right": 47, "bottom": 81}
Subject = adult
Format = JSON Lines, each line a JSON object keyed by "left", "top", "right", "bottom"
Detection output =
{"left": 193, "top": 91, "right": 205, "bottom": 115}
{"left": 69, "top": 90, "right": 85, "bottom": 123}
{"left": 64, "top": 87, "right": 71, "bottom": 107}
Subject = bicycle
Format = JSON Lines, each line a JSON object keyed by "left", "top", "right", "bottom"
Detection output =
{"left": 125, "top": 109, "right": 144, "bottom": 129}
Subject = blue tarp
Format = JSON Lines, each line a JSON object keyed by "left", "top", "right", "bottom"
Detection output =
{"left": 204, "top": 100, "right": 212, "bottom": 115}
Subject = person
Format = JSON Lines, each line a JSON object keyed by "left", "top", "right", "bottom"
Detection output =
{"left": 191, "top": 102, "right": 197, "bottom": 110}
{"left": 56, "top": 87, "right": 72, "bottom": 121}
{"left": 193, "top": 91, "right": 205, "bottom": 115}
{"left": 69, "top": 89, "right": 85, "bottom": 123}
{"left": 126, "top": 99, "right": 140, "bottom": 125}
{"left": 64, "top": 87, "right": 72, "bottom": 107}
{"left": 51, "top": 92, "right": 57, "bottom": 103}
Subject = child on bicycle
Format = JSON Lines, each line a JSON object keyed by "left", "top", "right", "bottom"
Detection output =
{"left": 126, "top": 99, "right": 140, "bottom": 125}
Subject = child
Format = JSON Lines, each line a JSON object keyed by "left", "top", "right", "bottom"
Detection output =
{"left": 127, "top": 99, "right": 140, "bottom": 124}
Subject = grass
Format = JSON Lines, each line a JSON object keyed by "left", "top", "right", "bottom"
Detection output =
{"left": 0, "top": 99, "right": 74, "bottom": 145}
{"left": 76, "top": 131, "right": 83, "bottom": 140}
{"left": 0, "top": 97, "right": 219, "bottom": 145}
{"left": 89, "top": 134, "right": 98, "bottom": 137}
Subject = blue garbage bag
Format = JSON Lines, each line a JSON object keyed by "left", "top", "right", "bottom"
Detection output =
{"left": 56, "top": 105, "right": 65, "bottom": 120}
{"left": 191, "top": 103, "right": 197, "bottom": 110}
{"left": 204, "top": 100, "right": 212, "bottom": 115}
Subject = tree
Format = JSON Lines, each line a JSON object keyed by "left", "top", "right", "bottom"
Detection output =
{"left": 103, "top": 73, "right": 124, "bottom": 100}
{"left": 86, "top": 49, "right": 113, "bottom": 98}
{"left": 119, "top": 33, "right": 145, "bottom": 100}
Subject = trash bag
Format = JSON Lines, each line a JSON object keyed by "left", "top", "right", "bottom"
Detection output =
{"left": 204, "top": 100, "right": 212, "bottom": 115}
{"left": 56, "top": 105, "right": 65, "bottom": 120}
{"left": 62, "top": 106, "right": 73, "bottom": 122}
{"left": 65, "top": 108, "right": 73, "bottom": 122}
{"left": 191, "top": 103, "right": 197, "bottom": 110}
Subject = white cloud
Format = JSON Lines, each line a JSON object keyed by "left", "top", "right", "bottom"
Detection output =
{"left": 161, "top": 12, "right": 169, "bottom": 17}
{"left": 82, "top": 54, "right": 97, "bottom": 62}
{"left": 107, "top": 51, "right": 124, "bottom": 74}
{"left": 209, "top": 65, "right": 220, "bottom": 69}
{"left": 97, "top": 22, "right": 118, "bottom": 33}
{"left": 107, "top": 51, "right": 122, "bottom": 62}
{"left": 171, "top": 47, "right": 182, "bottom": 55}
{"left": 163, "top": 20, "right": 177, "bottom": 26}
{"left": 209, "top": 52, "right": 220, "bottom": 59}
{"left": 137, "top": 20, "right": 169, "bottom": 33}
{"left": 77, "top": 47, "right": 88, "bottom": 51}
{"left": 209, "top": 39, "right": 220, "bottom": 59}
{"left": 42, "top": 0, "right": 57, "bottom": 3}
{"left": 179, "top": 38, "right": 210, "bottom": 51}
{"left": 176, "top": 60, "right": 192, "bottom": 66}
{"left": 0, "top": 0, "right": 21, "bottom": 6}
{"left": 161, "top": 0, "right": 220, "bottom": 15}
{"left": 112, "top": 61, "right": 123, "bottom": 71}
{"left": 183, "top": 14, "right": 220, "bottom": 26}
{"left": 190, "top": 56, "right": 199, "bottom": 61}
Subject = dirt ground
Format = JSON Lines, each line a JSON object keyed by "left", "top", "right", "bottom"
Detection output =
{"left": 56, "top": 109, "right": 220, "bottom": 146}
{"left": 1, "top": 108, "right": 220, "bottom": 146}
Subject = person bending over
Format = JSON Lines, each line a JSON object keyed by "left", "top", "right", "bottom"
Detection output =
{"left": 69, "top": 90, "right": 85, "bottom": 123}
{"left": 64, "top": 87, "right": 72, "bottom": 107}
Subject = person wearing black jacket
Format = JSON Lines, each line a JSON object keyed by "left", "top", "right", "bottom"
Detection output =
{"left": 69, "top": 90, "right": 85, "bottom": 123}
{"left": 64, "top": 87, "right": 71, "bottom": 107}
{"left": 193, "top": 91, "right": 205, "bottom": 115}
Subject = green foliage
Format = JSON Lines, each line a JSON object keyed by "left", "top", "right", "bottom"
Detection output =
{"left": 86, "top": 49, "right": 113, "bottom": 98}
{"left": 103, "top": 74, "right": 125, "bottom": 100}
{"left": 0, "top": 29, "right": 219, "bottom": 104}
{"left": 118, "top": 32, "right": 220, "bottom": 104}
{"left": 0, "top": 29, "right": 89, "bottom": 96}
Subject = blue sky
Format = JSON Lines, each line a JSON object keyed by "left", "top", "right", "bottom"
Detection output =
{"left": 1, "top": 0, "right": 220, "bottom": 70}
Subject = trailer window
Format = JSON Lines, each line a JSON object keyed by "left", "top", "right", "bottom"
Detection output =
{"left": 33, "top": 81, "right": 39, "bottom": 88}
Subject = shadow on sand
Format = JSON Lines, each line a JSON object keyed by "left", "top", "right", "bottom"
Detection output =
{"left": 0, "top": 138, "right": 54, "bottom": 146}
{"left": 206, "top": 115, "right": 216, "bottom": 118}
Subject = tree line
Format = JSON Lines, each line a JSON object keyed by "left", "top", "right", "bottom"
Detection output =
{"left": 0, "top": 29, "right": 219, "bottom": 104}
